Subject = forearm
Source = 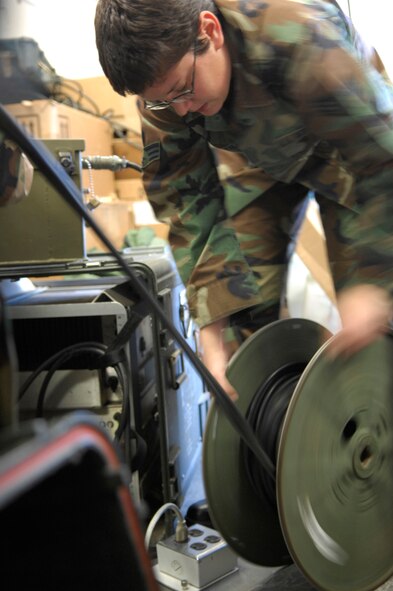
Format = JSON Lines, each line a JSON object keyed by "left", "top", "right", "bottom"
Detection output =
{"left": 199, "top": 318, "right": 239, "bottom": 401}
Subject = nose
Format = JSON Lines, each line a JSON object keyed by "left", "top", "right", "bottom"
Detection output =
{"left": 172, "top": 100, "right": 193, "bottom": 117}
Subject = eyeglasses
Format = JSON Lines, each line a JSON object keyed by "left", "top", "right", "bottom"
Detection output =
{"left": 144, "top": 44, "right": 197, "bottom": 111}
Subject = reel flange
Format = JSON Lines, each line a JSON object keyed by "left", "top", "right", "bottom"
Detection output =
{"left": 202, "top": 318, "right": 393, "bottom": 591}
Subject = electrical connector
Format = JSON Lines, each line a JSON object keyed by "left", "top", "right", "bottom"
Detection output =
{"left": 144, "top": 502, "right": 188, "bottom": 552}
{"left": 175, "top": 519, "right": 189, "bottom": 543}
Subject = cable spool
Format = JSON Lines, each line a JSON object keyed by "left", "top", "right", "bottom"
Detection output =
{"left": 203, "top": 318, "right": 393, "bottom": 591}
{"left": 243, "top": 361, "right": 306, "bottom": 507}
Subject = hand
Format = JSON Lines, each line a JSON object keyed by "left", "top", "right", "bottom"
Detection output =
{"left": 327, "top": 284, "right": 392, "bottom": 358}
{"left": 199, "top": 319, "right": 239, "bottom": 401}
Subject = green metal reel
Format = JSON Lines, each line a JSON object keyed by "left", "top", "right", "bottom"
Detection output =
{"left": 203, "top": 318, "right": 393, "bottom": 591}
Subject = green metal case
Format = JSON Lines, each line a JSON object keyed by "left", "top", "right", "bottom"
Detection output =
{"left": 0, "top": 138, "right": 86, "bottom": 266}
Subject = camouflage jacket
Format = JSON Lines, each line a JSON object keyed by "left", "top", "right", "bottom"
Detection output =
{"left": 139, "top": 0, "right": 393, "bottom": 327}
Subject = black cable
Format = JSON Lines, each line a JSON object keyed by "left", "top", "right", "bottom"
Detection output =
{"left": 30, "top": 338, "right": 146, "bottom": 467}
{"left": 18, "top": 325, "right": 144, "bottom": 466}
{"left": 129, "top": 427, "right": 148, "bottom": 472}
{"left": 113, "top": 362, "right": 130, "bottom": 440}
{"left": 18, "top": 341, "right": 107, "bottom": 401}
{"left": 0, "top": 103, "right": 275, "bottom": 481}
{"left": 35, "top": 345, "right": 107, "bottom": 418}
{"left": 243, "top": 363, "right": 306, "bottom": 506}
{"left": 113, "top": 361, "right": 148, "bottom": 471}
{"left": 16, "top": 296, "right": 142, "bottom": 456}
{"left": 53, "top": 79, "right": 101, "bottom": 116}
{"left": 125, "top": 161, "right": 142, "bottom": 173}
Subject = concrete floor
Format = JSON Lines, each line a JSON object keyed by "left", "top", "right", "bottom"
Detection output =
{"left": 171, "top": 456, "right": 393, "bottom": 591}
{"left": 157, "top": 557, "right": 393, "bottom": 591}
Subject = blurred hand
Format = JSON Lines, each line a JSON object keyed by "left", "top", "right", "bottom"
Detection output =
{"left": 199, "top": 318, "right": 239, "bottom": 401}
{"left": 327, "top": 284, "right": 392, "bottom": 358}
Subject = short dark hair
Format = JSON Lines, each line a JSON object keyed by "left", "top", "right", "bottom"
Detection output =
{"left": 95, "top": 0, "right": 216, "bottom": 96}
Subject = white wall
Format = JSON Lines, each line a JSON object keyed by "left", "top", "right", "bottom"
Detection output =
{"left": 0, "top": 0, "right": 392, "bottom": 81}
{"left": 347, "top": 0, "right": 393, "bottom": 79}
{"left": 1, "top": 0, "right": 102, "bottom": 79}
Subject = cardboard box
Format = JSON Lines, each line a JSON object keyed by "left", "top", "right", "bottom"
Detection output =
{"left": 5, "top": 99, "right": 116, "bottom": 198}
{"left": 115, "top": 178, "right": 146, "bottom": 201}
{"left": 295, "top": 199, "right": 336, "bottom": 305}
{"left": 129, "top": 200, "right": 169, "bottom": 241}
{"left": 85, "top": 200, "right": 133, "bottom": 251}
{"left": 64, "top": 76, "right": 142, "bottom": 136}
{"left": 85, "top": 198, "right": 169, "bottom": 251}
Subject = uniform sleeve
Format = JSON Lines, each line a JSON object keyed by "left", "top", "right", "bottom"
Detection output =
{"left": 139, "top": 104, "right": 263, "bottom": 326}
{"left": 263, "top": 0, "right": 393, "bottom": 291}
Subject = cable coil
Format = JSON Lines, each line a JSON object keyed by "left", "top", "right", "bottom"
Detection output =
{"left": 243, "top": 362, "right": 306, "bottom": 506}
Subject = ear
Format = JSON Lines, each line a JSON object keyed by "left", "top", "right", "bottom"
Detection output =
{"left": 198, "top": 11, "right": 224, "bottom": 50}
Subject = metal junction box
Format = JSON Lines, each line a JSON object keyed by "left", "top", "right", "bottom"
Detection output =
{"left": 155, "top": 523, "right": 238, "bottom": 589}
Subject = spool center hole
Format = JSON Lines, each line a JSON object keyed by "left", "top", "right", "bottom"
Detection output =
{"left": 360, "top": 445, "right": 372, "bottom": 468}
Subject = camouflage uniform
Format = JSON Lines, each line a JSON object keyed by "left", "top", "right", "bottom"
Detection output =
{"left": 139, "top": 0, "right": 393, "bottom": 332}
{"left": 0, "top": 131, "right": 33, "bottom": 207}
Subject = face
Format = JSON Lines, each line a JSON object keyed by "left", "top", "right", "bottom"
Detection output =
{"left": 142, "top": 12, "right": 232, "bottom": 117}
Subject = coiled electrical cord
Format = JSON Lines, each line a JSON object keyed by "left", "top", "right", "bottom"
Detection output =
{"left": 243, "top": 362, "right": 306, "bottom": 506}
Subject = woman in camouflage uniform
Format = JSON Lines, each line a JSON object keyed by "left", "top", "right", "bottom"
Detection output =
{"left": 95, "top": 0, "right": 392, "bottom": 399}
